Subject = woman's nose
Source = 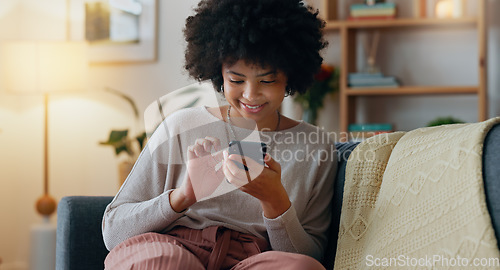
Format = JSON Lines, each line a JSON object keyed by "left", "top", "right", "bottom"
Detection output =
{"left": 242, "top": 83, "right": 261, "bottom": 101}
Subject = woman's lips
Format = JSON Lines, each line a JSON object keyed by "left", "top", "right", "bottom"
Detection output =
{"left": 240, "top": 102, "right": 266, "bottom": 113}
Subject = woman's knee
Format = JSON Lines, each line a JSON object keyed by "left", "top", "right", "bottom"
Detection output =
{"left": 105, "top": 232, "right": 204, "bottom": 270}
{"left": 235, "top": 251, "right": 325, "bottom": 270}
{"left": 271, "top": 251, "right": 325, "bottom": 270}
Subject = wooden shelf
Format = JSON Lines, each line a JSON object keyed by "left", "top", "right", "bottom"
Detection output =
{"left": 326, "top": 0, "right": 488, "bottom": 134}
{"left": 345, "top": 86, "right": 479, "bottom": 96}
{"left": 325, "top": 17, "right": 478, "bottom": 30}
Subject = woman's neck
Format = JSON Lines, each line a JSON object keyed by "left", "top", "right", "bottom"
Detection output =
{"left": 226, "top": 105, "right": 281, "bottom": 132}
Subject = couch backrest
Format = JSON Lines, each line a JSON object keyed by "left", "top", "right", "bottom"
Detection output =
{"left": 322, "top": 142, "right": 359, "bottom": 269}
{"left": 56, "top": 196, "right": 112, "bottom": 270}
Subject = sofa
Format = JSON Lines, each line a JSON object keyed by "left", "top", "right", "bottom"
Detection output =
{"left": 55, "top": 123, "right": 500, "bottom": 270}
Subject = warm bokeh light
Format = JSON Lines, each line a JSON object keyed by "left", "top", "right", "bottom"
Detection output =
{"left": 0, "top": 42, "right": 87, "bottom": 93}
{"left": 435, "top": 0, "right": 454, "bottom": 18}
{"left": 435, "top": 0, "right": 464, "bottom": 19}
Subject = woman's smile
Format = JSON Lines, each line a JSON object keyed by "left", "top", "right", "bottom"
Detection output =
{"left": 240, "top": 101, "right": 267, "bottom": 113}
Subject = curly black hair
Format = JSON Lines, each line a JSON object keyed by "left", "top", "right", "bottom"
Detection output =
{"left": 183, "top": 0, "right": 328, "bottom": 96}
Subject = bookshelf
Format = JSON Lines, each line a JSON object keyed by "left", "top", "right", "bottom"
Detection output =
{"left": 319, "top": 0, "right": 487, "bottom": 136}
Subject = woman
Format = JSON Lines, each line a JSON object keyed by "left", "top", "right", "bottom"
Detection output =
{"left": 102, "top": 0, "right": 337, "bottom": 269}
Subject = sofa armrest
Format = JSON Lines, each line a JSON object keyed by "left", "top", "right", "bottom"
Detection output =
{"left": 56, "top": 196, "right": 113, "bottom": 270}
{"left": 483, "top": 123, "right": 500, "bottom": 249}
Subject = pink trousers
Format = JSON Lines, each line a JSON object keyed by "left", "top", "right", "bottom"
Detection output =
{"left": 104, "top": 226, "right": 325, "bottom": 270}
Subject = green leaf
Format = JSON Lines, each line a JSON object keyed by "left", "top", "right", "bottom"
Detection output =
{"left": 101, "top": 130, "right": 129, "bottom": 144}
{"left": 114, "top": 143, "right": 129, "bottom": 156}
{"left": 136, "top": 132, "right": 147, "bottom": 150}
{"left": 99, "top": 130, "right": 132, "bottom": 156}
{"left": 427, "top": 117, "right": 465, "bottom": 127}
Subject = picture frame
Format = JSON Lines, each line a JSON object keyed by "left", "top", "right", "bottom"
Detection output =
{"left": 72, "top": 0, "right": 158, "bottom": 64}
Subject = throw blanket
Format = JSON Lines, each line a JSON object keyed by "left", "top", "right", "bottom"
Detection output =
{"left": 335, "top": 118, "right": 500, "bottom": 269}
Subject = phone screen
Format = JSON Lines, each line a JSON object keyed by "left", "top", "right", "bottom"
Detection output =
{"left": 228, "top": 141, "right": 267, "bottom": 171}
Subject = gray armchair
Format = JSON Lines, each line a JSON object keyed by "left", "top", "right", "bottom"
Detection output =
{"left": 56, "top": 124, "right": 500, "bottom": 270}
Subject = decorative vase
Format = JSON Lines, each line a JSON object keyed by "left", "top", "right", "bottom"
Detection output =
{"left": 302, "top": 108, "right": 318, "bottom": 125}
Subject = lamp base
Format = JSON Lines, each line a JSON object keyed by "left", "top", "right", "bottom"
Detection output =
{"left": 29, "top": 218, "right": 56, "bottom": 270}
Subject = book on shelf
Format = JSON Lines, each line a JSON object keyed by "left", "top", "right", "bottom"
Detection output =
{"left": 349, "top": 76, "right": 397, "bottom": 85}
{"left": 350, "top": 82, "right": 399, "bottom": 88}
{"left": 351, "top": 8, "right": 396, "bottom": 17}
{"left": 348, "top": 72, "right": 383, "bottom": 79}
{"left": 350, "top": 3, "right": 396, "bottom": 10}
{"left": 348, "top": 72, "right": 400, "bottom": 88}
{"left": 348, "top": 123, "right": 393, "bottom": 142}
{"left": 348, "top": 15, "right": 396, "bottom": 21}
{"left": 349, "top": 2, "right": 396, "bottom": 20}
{"left": 348, "top": 123, "right": 393, "bottom": 132}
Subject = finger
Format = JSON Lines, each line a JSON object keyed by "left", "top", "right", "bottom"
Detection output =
{"left": 192, "top": 142, "right": 208, "bottom": 157}
{"left": 226, "top": 153, "right": 249, "bottom": 179}
{"left": 225, "top": 153, "right": 240, "bottom": 176}
{"left": 187, "top": 145, "right": 197, "bottom": 160}
{"left": 195, "top": 138, "right": 211, "bottom": 153}
{"left": 204, "top": 136, "right": 221, "bottom": 152}
{"left": 227, "top": 154, "right": 255, "bottom": 183}
{"left": 227, "top": 154, "right": 248, "bottom": 172}
{"left": 222, "top": 154, "right": 237, "bottom": 183}
{"left": 223, "top": 160, "right": 247, "bottom": 187}
{"left": 264, "top": 153, "right": 281, "bottom": 173}
{"left": 241, "top": 155, "right": 265, "bottom": 180}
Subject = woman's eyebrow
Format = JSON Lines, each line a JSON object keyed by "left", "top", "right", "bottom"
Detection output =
{"left": 257, "top": 71, "right": 276, "bottom": 77}
{"left": 226, "top": 70, "right": 276, "bottom": 77}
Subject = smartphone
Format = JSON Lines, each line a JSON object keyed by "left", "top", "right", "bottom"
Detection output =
{"left": 228, "top": 140, "right": 268, "bottom": 171}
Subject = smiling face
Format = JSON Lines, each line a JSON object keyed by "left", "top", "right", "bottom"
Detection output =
{"left": 222, "top": 59, "right": 287, "bottom": 130}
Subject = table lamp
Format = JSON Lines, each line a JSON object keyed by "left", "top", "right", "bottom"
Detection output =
{"left": 1, "top": 41, "right": 87, "bottom": 217}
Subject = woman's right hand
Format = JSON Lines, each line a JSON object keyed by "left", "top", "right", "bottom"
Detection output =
{"left": 170, "top": 136, "right": 225, "bottom": 212}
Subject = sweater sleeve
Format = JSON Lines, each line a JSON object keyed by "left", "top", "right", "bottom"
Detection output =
{"left": 102, "top": 123, "right": 187, "bottom": 251}
{"left": 263, "top": 151, "right": 337, "bottom": 261}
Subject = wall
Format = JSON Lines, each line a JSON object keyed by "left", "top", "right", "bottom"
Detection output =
{"left": 0, "top": 0, "right": 498, "bottom": 269}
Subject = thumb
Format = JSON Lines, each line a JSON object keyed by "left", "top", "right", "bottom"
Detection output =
{"left": 264, "top": 153, "right": 280, "bottom": 172}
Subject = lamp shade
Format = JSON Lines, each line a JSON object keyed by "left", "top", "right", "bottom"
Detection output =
{"left": 0, "top": 42, "right": 87, "bottom": 94}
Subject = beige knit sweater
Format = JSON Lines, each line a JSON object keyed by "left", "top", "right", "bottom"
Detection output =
{"left": 335, "top": 118, "right": 500, "bottom": 269}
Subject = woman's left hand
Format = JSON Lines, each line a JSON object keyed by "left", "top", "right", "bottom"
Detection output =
{"left": 223, "top": 152, "right": 291, "bottom": 219}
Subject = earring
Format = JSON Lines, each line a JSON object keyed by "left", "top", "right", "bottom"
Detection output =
{"left": 220, "top": 85, "right": 224, "bottom": 92}
{"left": 285, "top": 86, "right": 291, "bottom": 97}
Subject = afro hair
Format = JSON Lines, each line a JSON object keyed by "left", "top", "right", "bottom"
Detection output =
{"left": 183, "top": 0, "right": 328, "bottom": 96}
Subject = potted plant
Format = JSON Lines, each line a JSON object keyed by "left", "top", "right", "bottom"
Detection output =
{"left": 99, "top": 84, "right": 208, "bottom": 185}
{"left": 98, "top": 87, "right": 146, "bottom": 185}
{"left": 294, "top": 64, "right": 340, "bottom": 125}
{"left": 100, "top": 129, "right": 146, "bottom": 185}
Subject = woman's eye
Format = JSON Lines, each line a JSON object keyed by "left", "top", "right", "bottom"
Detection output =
{"left": 230, "top": 80, "right": 244, "bottom": 84}
{"left": 261, "top": 80, "right": 276, "bottom": 84}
